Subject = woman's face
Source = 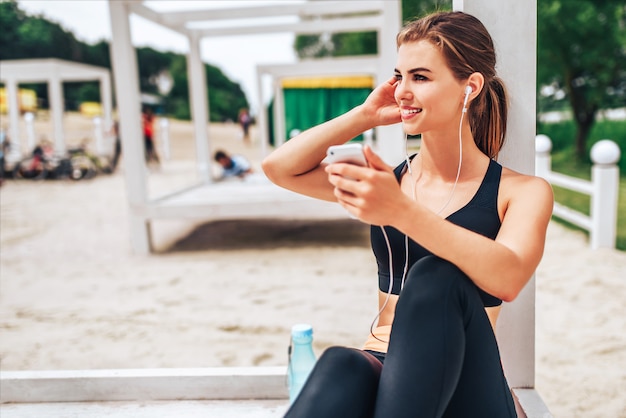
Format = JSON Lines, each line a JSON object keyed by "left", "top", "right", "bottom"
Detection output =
{"left": 394, "top": 40, "right": 465, "bottom": 136}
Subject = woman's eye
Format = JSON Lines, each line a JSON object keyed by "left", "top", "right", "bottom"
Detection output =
{"left": 394, "top": 74, "right": 402, "bottom": 81}
{"left": 413, "top": 74, "right": 427, "bottom": 81}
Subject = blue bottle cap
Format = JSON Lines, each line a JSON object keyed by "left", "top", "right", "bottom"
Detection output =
{"left": 291, "top": 323, "right": 313, "bottom": 339}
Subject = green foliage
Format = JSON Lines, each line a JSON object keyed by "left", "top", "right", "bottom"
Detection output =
{"left": 538, "top": 119, "right": 626, "bottom": 173}
{"left": 0, "top": 0, "right": 248, "bottom": 122}
{"left": 0, "top": 0, "right": 25, "bottom": 58}
{"left": 294, "top": 0, "right": 450, "bottom": 59}
{"left": 401, "top": 0, "right": 451, "bottom": 22}
{"left": 538, "top": 0, "right": 626, "bottom": 157}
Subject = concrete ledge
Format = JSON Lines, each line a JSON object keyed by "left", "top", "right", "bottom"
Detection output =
{"left": 2, "top": 367, "right": 553, "bottom": 418}
{"left": 0, "top": 367, "right": 288, "bottom": 404}
{"left": 512, "top": 388, "right": 554, "bottom": 418}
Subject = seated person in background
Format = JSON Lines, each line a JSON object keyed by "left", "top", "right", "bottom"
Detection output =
{"left": 214, "top": 150, "right": 253, "bottom": 178}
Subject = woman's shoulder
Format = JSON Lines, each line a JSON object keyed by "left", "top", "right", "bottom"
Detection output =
{"left": 499, "top": 165, "right": 553, "bottom": 207}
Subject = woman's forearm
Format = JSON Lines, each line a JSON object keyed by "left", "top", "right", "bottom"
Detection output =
{"left": 263, "top": 105, "right": 373, "bottom": 178}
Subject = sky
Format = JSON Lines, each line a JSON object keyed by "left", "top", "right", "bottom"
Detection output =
{"left": 17, "top": 0, "right": 300, "bottom": 113}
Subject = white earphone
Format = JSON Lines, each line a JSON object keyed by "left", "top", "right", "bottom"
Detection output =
{"left": 462, "top": 85, "right": 472, "bottom": 113}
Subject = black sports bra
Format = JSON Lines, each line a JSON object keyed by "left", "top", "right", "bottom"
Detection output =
{"left": 370, "top": 157, "right": 503, "bottom": 307}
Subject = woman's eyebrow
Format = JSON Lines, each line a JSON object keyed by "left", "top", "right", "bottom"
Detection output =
{"left": 394, "top": 67, "right": 433, "bottom": 74}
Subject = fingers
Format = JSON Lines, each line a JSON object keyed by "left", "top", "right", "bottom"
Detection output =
{"left": 362, "top": 145, "right": 390, "bottom": 172}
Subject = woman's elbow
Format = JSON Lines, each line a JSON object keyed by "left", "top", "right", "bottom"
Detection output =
{"left": 261, "top": 155, "right": 281, "bottom": 184}
{"left": 499, "top": 273, "right": 534, "bottom": 303}
{"left": 500, "top": 290, "right": 519, "bottom": 304}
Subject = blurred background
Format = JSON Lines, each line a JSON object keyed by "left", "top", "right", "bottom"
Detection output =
{"left": 1, "top": 0, "right": 624, "bottom": 246}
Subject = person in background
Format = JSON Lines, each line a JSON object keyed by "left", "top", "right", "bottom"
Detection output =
{"left": 142, "top": 106, "right": 160, "bottom": 164}
{"left": 238, "top": 107, "right": 252, "bottom": 144}
{"left": 0, "top": 130, "right": 9, "bottom": 186}
{"left": 214, "top": 149, "right": 252, "bottom": 179}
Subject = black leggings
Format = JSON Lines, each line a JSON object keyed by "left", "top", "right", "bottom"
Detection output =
{"left": 285, "top": 255, "right": 517, "bottom": 418}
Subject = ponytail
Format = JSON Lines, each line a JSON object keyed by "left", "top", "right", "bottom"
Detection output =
{"left": 469, "top": 77, "right": 508, "bottom": 159}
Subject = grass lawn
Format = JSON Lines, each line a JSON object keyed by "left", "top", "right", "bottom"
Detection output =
{"left": 538, "top": 119, "right": 625, "bottom": 251}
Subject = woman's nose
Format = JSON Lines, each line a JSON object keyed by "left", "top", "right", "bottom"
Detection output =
{"left": 394, "top": 79, "right": 412, "bottom": 102}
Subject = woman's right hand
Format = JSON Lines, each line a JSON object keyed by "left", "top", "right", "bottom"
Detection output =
{"left": 361, "top": 76, "right": 402, "bottom": 126}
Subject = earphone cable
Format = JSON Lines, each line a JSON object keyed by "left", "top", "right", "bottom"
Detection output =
{"left": 368, "top": 94, "right": 468, "bottom": 345}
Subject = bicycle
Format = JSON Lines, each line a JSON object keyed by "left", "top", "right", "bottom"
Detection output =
{"left": 13, "top": 144, "right": 97, "bottom": 181}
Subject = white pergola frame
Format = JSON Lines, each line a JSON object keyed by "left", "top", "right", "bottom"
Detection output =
{"left": 95, "top": 1, "right": 550, "bottom": 415}
{"left": 107, "top": 0, "right": 403, "bottom": 256}
{"left": 256, "top": 55, "right": 379, "bottom": 158}
{"left": 0, "top": 58, "right": 113, "bottom": 157}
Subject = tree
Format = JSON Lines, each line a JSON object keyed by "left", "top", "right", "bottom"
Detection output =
{"left": 0, "top": 0, "right": 249, "bottom": 122}
{"left": 538, "top": 0, "right": 626, "bottom": 158}
{"left": 294, "top": 0, "right": 450, "bottom": 59}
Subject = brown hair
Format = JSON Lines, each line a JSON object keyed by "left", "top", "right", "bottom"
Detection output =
{"left": 397, "top": 11, "right": 507, "bottom": 158}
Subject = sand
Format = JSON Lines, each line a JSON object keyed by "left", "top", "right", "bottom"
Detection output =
{"left": 1, "top": 115, "right": 625, "bottom": 417}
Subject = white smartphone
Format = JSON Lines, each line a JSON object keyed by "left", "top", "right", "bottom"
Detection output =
{"left": 326, "top": 143, "right": 367, "bottom": 166}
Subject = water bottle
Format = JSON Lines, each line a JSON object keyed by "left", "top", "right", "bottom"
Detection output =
{"left": 288, "top": 323, "right": 317, "bottom": 404}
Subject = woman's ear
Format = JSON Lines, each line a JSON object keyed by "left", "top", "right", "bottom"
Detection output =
{"left": 467, "top": 72, "right": 485, "bottom": 101}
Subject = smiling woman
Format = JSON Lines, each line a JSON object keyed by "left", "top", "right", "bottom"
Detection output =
{"left": 262, "top": 10, "right": 553, "bottom": 418}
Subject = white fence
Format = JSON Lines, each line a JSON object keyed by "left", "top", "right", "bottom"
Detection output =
{"left": 535, "top": 135, "right": 621, "bottom": 249}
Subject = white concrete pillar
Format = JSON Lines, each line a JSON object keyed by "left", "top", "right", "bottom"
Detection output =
{"left": 48, "top": 74, "right": 65, "bottom": 155}
{"left": 256, "top": 70, "right": 269, "bottom": 158}
{"left": 6, "top": 78, "right": 21, "bottom": 157}
{"left": 186, "top": 31, "right": 211, "bottom": 182}
{"left": 159, "top": 117, "right": 170, "bottom": 161}
{"left": 108, "top": 0, "right": 151, "bottom": 254}
{"left": 590, "top": 140, "right": 620, "bottom": 249}
{"left": 100, "top": 74, "right": 113, "bottom": 135}
{"left": 24, "top": 112, "right": 36, "bottom": 151}
{"left": 534, "top": 134, "right": 552, "bottom": 178}
{"left": 273, "top": 77, "right": 286, "bottom": 148}
{"left": 375, "top": 0, "right": 403, "bottom": 165}
{"left": 455, "top": 0, "right": 538, "bottom": 391}
{"left": 93, "top": 117, "right": 104, "bottom": 155}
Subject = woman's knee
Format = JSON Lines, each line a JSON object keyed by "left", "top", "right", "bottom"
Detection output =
{"left": 287, "top": 347, "right": 381, "bottom": 417}
{"left": 316, "top": 346, "right": 383, "bottom": 379}
{"left": 405, "top": 256, "right": 472, "bottom": 292}
{"left": 396, "top": 255, "right": 476, "bottom": 313}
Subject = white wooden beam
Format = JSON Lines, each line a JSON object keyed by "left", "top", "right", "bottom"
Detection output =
{"left": 258, "top": 56, "right": 378, "bottom": 78}
{"left": 48, "top": 74, "right": 65, "bottom": 156}
{"left": 161, "top": 1, "right": 387, "bottom": 26}
{"left": 126, "top": 1, "right": 191, "bottom": 35}
{"left": 5, "top": 78, "right": 21, "bottom": 156}
{"left": 99, "top": 74, "right": 113, "bottom": 138}
{"left": 272, "top": 76, "right": 286, "bottom": 148}
{"left": 195, "top": 15, "right": 384, "bottom": 38}
{"left": 186, "top": 32, "right": 212, "bottom": 182}
{"left": 256, "top": 71, "right": 268, "bottom": 158}
{"left": 108, "top": 0, "right": 152, "bottom": 254}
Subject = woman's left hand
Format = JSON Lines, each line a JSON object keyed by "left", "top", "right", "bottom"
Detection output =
{"left": 325, "top": 145, "right": 412, "bottom": 225}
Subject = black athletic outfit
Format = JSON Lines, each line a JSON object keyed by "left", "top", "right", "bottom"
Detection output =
{"left": 285, "top": 158, "right": 517, "bottom": 418}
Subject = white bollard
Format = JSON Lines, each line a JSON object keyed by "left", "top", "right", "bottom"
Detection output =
{"left": 534, "top": 134, "right": 552, "bottom": 178}
{"left": 93, "top": 117, "right": 104, "bottom": 155}
{"left": 24, "top": 112, "right": 36, "bottom": 151}
{"left": 590, "top": 140, "right": 621, "bottom": 249}
{"left": 159, "top": 118, "right": 170, "bottom": 160}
